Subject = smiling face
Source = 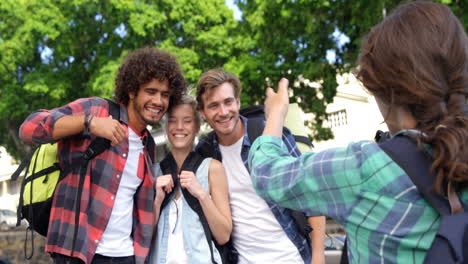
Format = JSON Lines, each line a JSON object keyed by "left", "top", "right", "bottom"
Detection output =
{"left": 200, "top": 82, "right": 244, "bottom": 146}
{"left": 166, "top": 103, "right": 200, "bottom": 152}
{"left": 127, "top": 78, "right": 170, "bottom": 132}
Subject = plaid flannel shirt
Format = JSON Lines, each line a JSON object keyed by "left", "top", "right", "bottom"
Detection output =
{"left": 248, "top": 134, "right": 468, "bottom": 264}
{"left": 195, "top": 115, "right": 312, "bottom": 263}
{"left": 19, "top": 97, "right": 156, "bottom": 264}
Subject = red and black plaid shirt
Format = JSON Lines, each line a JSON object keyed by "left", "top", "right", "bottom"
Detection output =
{"left": 19, "top": 97, "right": 156, "bottom": 264}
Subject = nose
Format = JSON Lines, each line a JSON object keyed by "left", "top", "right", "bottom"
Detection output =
{"left": 152, "top": 92, "right": 162, "bottom": 106}
{"left": 176, "top": 120, "right": 184, "bottom": 129}
{"left": 219, "top": 104, "right": 229, "bottom": 116}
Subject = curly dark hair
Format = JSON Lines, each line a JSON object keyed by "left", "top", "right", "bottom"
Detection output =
{"left": 114, "top": 47, "right": 186, "bottom": 108}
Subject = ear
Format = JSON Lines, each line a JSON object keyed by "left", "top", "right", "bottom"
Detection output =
{"left": 129, "top": 91, "right": 135, "bottom": 100}
{"left": 200, "top": 109, "right": 207, "bottom": 121}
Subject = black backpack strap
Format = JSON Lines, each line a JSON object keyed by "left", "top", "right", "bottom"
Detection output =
{"left": 71, "top": 99, "right": 120, "bottom": 256}
{"left": 378, "top": 135, "right": 451, "bottom": 215}
{"left": 180, "top": 153, "right": 219, "bottom": 264}
{"left": 11, "top": 147, "right": 37, "bottom": 181}
{"left": 197, "top": 132, "right": 219, "bottom": 160}
{"left": 160, "top": 152, "right": 218, "bottom": 263}
{"left": 159, "top": 153, "right": 180, "bottom": 210}
{"left": 294, "top": 135, "right": 313, "bottom": 148}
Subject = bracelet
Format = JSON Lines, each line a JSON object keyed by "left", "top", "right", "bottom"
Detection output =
{"left": 84, "top": 114, "right": 94, "bottom": 134}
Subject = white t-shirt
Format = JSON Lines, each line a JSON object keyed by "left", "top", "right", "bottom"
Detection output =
{"left": 219, "top": 136, "right": 303, "bottom": 264}
{"left": 96, "top": 128, "right": 144, "bottom": 256}
{"left": 166, "top": 197, "right": 188, "bottom": 264}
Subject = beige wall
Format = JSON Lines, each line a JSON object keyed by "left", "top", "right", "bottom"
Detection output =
{"left": 313, "top": 73, "right": 388, "bottom": 152}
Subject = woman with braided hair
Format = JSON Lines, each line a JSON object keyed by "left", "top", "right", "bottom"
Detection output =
{"left": 248, "top": 1, "right": 468, "bottom": 263}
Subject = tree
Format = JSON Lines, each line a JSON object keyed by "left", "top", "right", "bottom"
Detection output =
{"left": 0, "top": 0, "right": 240, "bottom": 160}
{"left": 231, "top": 0, "right": 467, "bottom": 140}
{"left": 1, "top": 0, "right": 467, "bottom": 159}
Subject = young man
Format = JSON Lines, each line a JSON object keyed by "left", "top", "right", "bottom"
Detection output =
{"left": 19, "top": 47, "right": 186, "bottom": 264}
{"left": 195, "top": 69, "right": 326, "bottom": 264}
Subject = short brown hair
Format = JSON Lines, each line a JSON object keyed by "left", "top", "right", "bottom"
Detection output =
{"left": 114, "top": 47, "right": 186, "bottom": 108}
{"left": 196, "top": 69, "right": 242, "bottom": 110}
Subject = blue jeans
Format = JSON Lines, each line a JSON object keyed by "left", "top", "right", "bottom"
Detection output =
{"left": 52, "top": 253, "right": 135, "bottom": 264}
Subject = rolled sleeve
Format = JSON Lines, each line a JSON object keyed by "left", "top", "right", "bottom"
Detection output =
{"left": 19, "top": 97, "right": 100, "bottom": 144}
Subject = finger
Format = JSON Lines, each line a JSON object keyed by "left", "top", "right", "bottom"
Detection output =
{"left": 277, "top": 78, "right": 289, "bottom": 96}
{"left": 266, "top": 87, "right": 276, "bottom": 98}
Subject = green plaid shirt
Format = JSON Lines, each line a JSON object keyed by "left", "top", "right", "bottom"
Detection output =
{"left": 248, "top": 135, "right": 468, "bottom": 264}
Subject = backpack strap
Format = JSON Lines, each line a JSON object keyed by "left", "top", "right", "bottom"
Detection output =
{"left": 179, "top": 153, "right": 219, "bottom": 264}
{"left": 378, "top": 135, "right": 452, "bottom": 215}
{"left": 159, "top": 153, "right": 180, "bottom": 210}
{"left": 71, "top": 99, "right": 121, "bottom": 256}
{"left": 159, "top": 152, "right": 218, "bottom": 264}
{"left": 197, "top": 132, "right": 220, "bottom": 161}
{"left": 294, "top": 135, "right": 313, "bottom": 148}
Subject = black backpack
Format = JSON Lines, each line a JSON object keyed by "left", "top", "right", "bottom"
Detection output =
{"left": 240, "top": 105, "right": 313, "bottom": 149}
{"left": 377, "top": 132, "right": 468, "bottom": 264}
{"left": 159, "top": 152, "right": 235, "bottom": 264}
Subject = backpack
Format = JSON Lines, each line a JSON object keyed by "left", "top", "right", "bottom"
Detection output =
{"left": 239, "top": 104, "right": 313, "bottom": 152}
{"left": 10, "top": 98, "right": 121, "bottom": 258}
{"left": 159, "top": 151, "right": 235, "bottom": 264}
{"left": 377, "top": 132, "right": 468, "bottom": 264}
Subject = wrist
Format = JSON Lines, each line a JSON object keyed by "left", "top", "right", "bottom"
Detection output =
{"left": 197, "top": 190, "right": 210, "bottom": 202}
{"left": 84, "top": 114, "right": 94, "bottom": 135}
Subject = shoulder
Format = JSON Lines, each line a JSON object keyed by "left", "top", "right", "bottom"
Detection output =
{"left": 208, "top": 158, "right": 224, "bottom": 173}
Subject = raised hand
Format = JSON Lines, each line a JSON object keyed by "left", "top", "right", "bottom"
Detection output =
{"left": 179, "top": 170, "right": 207, "bottom": 200}
{"left": 262, "top": 78, "right": 290, "bottom": 138}
{"left": 155, "top": 174, "right": 174, "bottom": 203}
{"left": 264, "top": 78, "right": 290, "bottom": 122}
{"left": 89, "top": 115, "right": 127, "bottom": 146}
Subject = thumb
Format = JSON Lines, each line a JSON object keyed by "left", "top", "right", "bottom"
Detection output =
{"left": 277, "top": 78, "right": 289, "bottom": 97}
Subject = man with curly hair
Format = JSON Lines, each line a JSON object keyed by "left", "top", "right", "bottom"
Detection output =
{"left": 19, "top": 47, "right": 186, "bottom": 264}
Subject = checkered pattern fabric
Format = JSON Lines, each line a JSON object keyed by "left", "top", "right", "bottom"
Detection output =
{"left": 249, "top": 135, "right": 468, "bottom": 263}
{"left": 19, "top": 97, "right": 156, "bottom": 264}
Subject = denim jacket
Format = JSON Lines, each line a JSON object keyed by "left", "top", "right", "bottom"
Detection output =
{"left": 196, "top": 115, "right": 312, "bottom": 263}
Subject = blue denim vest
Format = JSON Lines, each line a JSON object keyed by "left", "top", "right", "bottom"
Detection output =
{"left": 149, "top": 158, "right": 223, "bottom": 264}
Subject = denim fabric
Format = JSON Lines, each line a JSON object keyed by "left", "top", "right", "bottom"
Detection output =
{"left": 149, "top": 158, "right": 222, "bottom": 264}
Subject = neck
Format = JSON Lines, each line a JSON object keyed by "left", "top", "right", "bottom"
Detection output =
{"left": 217, "top": 118, "right": 245, "bottom": 146}
{"left": 171, "top": 147, "right": 192, "bottom": 170}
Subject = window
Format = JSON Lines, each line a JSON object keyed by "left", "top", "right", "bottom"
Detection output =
{"left": 327, "top": 109, "right": 348, "bottom": 128}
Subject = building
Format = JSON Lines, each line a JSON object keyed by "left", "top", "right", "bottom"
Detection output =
{"left": 313, "top": 73, "right": 388, "bottom": 151}
{"left": 0, "top": 147, "right": 19, "bottom": 212}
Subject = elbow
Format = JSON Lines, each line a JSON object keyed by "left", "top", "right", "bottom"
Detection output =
{"left": 215, "top": 221, "right": 232, "bottom": 245}
{"left": 215, "top": 233, "right": 231, "bottom": 246}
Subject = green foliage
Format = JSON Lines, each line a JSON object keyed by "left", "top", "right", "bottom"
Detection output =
{"left": 0, "top": 0, "right": 238, "bottom": 159}
{"left": 1, "top": 0, "right": 467, "bottom": 159}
